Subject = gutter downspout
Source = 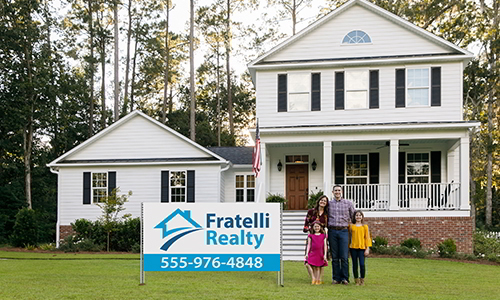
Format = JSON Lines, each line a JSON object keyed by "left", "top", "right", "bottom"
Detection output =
{"left": 219, "top": 161, "right": 232, "bottom": 202}
{"left": 49, "top": 166, "right": 61, "bottom": 248}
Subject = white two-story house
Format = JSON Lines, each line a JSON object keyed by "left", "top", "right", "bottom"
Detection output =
{"left": 48, "top": 0, "right": 478, "bottom": 253}
{"left": 247, "top": 0, "right": 478, "bottom": 252}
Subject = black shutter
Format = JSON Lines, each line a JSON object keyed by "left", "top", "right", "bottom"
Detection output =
{"left": 108, "top": 171, "right": 116, "bottom": 195}
{"left": 395, "top": 69, "right": 405, "bottom": 108}
{"left": 369, "top": 70, "right": 379, "bottom": 109}
{"left": 398, "top": 152, "right": 406, "bottom": 183}
{"left": 278, "top": 74, "right": 287, "bottom": 112}
{"left": 431, "top": 67, "right": 441, "bottom": 106}
{"left": 83, "top": 172, "right": 91, "bottom": 205}
{"left": 311, "top": 73, "right": 321, "bottom": 111}
{"left": 187, "top": 170, "right": 195, "bottom": 203}
{"left": 369, "top": 153, "right": 380, "bottom": 184}
{"left": 335, "top": 72, "right": 344, "bottom": 110}
{"left": 161, "top": 171, "right": 169, "bottom": 203}
{"left": 334, "top": 154, "right": 344, "bottom": 184}
{"left": 431, "top": 151, "right": 441, "bottom": 183}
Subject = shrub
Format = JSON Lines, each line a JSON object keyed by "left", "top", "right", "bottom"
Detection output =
{"left": 58, "top": 235, "right": 103, "bottom": 252}
{"left": 39, "top": 243, "right": 56, "bottom": 251}
{"left": 114, "top": 218, "right": 140, "bottom": 252}
{"left": 400, "top": 238, "right": 421, "bottom": 250}
{"left": 373, "top": 236, "right": 388, "bottom": 247}
{"left": 474, "top": 230, "right": 500, "bottom": 261}
{"left": 9, "top": 208, "right": 39, "bottom": 247}
{"left": 266, "top": 193, "right": 287, "bottom": 209}
{"left": 307, "top": 190, "right": 324, "bottom": 209}
{"left": 437, "top": 239, "right": 457, "bottom": 258}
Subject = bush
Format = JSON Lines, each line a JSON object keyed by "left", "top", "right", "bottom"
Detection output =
{"left": 474, "top": 230, "right": 500, "bottom": 261}
{"left": 39, "top": 243, "right": 56, "bottom": 251}
{"left": 400, "top": 238, "right": 421, "bottom": 250}
{"left": 266, "top": 193, "right": 287, "bottom": 209}
{"left": 373, "top": 236, "right": 388, "bottom": 247}
{"left": 307, "top": 190, "right": 324, "bottom": 209}
{"left": 9, "top": 208, "right": 40, "bottom": 247}
{"left": 437, "top": 239, "right": 457, "bottom": 258}
{"left": 114, "top": 218, "right": 140, "bottom": 252}
{"left": 58, "top": 235, "right": 103, "bottom": 252}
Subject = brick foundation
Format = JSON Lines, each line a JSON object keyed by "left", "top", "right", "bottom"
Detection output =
{"left": 364, "top": 216, "right": 473, "bottom": 253}
{"left": 59, "top": 225, "right": 75, "bottom": 241}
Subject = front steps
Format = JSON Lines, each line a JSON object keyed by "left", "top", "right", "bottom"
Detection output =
{"left": 282, "top": 210, "right": 308, "bottom": 261}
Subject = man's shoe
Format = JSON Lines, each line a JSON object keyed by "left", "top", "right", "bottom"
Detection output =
{"left": 332, "top": 280, "right": 339, "bottom": 285}
{"left": 341, "top": 280, "right": 349, "bottom": 285}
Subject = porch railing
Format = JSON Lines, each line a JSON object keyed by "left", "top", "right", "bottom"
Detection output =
{"left": 344, "top": 184, "right": 390, "bottom": 211}
{"left": 344, "top": 182, "right": 460, "bottom": 211}
{"left": 398, "top": 182, "right": 460, "bottom": 210}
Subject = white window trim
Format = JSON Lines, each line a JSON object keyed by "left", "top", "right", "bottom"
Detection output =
{"left": 406, "top": 67, "right": 431, "bottom": 107}
{"left": 235, "top": 173, "right": 256, "bottom": 202}
{"left": 341, "top": 30, "right": 373, "bottom": 45}
{"left": 345, "top": 154, "right": 369, "bottom": 184}
{"left": 287, "top": 71, "right": 311, "bottom": 112}
{"left": 170, "top": 170, "right": 187, "bottom": 203}
{"left": 406, "top": 152, "right": 430, "bottom": 183}
{"left": 91, "top": 171, "right": 108, "bottom": 204}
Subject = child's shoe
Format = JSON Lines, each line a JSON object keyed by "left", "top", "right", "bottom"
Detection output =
{"left": 355, "top": 278, "right": 360, "bottom": 286}
{"left": 360, "top": 278, "right": 365, "bottom": 286}
{"left": 311, "top": 280, "right": 316, "bottom": 285}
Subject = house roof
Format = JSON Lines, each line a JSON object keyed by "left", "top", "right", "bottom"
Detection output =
{"left": 207, "top": 147, "right": 253, "bottom": 165}
{"left": 47, "top": 110, "right": 228, "bottom": 168}
{"left": 247, "top": 0, "right": 474, "bottom": 82}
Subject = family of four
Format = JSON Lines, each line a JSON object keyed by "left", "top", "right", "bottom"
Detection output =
{"left": 303, "top": 185, "right": 372, "bottom": 286}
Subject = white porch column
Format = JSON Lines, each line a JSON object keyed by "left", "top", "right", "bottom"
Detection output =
{"left": 323, "top": 141, "right": 332, "bottom": 198}
{"left": 389, "top": 139, "right": 399, "bottom": 210}
{"left": 257, "top": 142, "right": 267, "bottom": 203}
{"left": 459, "top": 136, "right": 470, "bottom": 210}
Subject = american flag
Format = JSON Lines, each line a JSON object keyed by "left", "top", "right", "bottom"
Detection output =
{"left": 252, "top": 121, "right": 261, "bottom": 177}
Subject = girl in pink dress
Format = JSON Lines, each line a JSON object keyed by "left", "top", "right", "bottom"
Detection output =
{"left": 305, "top": 221, "right": 328, "bottom": 285}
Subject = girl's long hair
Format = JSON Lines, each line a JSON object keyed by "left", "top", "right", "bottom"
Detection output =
{"left": 309, "top": 222, "right": 326, "bottom": 234}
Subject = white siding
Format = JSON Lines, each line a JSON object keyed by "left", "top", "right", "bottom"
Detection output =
{"left": 256, "top": 62, "right": 463, "bottom": 128}
{"left": 58, "top": 164, "right": 220, "bottom": 225}
{"left": 68, "top": 115, "right": 211, "bottom": 160}
{"left": 266, "top": 5, "right": 451, "bottom": 63}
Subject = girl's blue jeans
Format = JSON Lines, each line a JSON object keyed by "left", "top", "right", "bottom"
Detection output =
{"left": 350, "top": 248, "right": 366, "bottom": 278}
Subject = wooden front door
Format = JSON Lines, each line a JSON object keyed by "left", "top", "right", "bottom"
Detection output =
{"left": 286, "top": 164, "right": 308, "bottom": 210}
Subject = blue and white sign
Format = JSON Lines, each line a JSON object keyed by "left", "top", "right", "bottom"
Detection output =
{"left": 142, "top": 203, "right": 281, "bottom": 272}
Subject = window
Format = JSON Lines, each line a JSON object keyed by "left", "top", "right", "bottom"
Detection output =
{"left": 277, "top": 73, "right": 321, "bottom": 112}
{"left": 345, "top": 154, "right": 368, "bottom": 184}
{"left": 407, "top": 68, "right": 429, "bottom": 106}
{"left": 92, "top": 172, "right": 107, "bottom": 203}
{"left": 235, "top": 174, "right": 255, "bottom": 202}
{"left": 288, "top": 72, "right": 310, "bottom": 111}
{"left": 170, "top": 171, "right": 186, "bottom": 202}
{"left": 407, "top": 153, "right": 429, "bottom": 183}
{"left": 346, "top": 70, "right": 369, "bottom": 109}
{"left": 285, "top": 155, "right": 309, "bottom": 163}
{"left": 342, "top": 30, "right": 371, "bottom": 44}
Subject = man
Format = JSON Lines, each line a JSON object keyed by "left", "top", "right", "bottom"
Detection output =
{"left": 328, "top": 185, "right": 355, "bottom": 285}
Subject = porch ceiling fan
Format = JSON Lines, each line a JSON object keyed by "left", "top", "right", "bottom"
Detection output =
{"left": 376, "top": 141, "right": 410, "bottom": 149}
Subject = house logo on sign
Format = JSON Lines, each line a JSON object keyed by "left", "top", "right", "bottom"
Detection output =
{"left": 154, "top": 208, "right": 203, "bottom": 251}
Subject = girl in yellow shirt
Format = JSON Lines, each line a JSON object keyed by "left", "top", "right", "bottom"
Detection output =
{"left": 349, "top": 211, "right": 372, "bottom": 286}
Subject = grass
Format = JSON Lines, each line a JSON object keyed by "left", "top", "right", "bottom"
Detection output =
{"left": 0, "top": 251, "right": 499, "bottom": 300}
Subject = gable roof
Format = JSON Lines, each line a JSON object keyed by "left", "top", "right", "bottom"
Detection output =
{"left": 48, "top": 110, "right": 228, "bottom": 167}
{"left": 207, "top": 147, "right": 253, "bottom": 165}
{"left": 247, "top": 0, "right": 474, "bottom": 82}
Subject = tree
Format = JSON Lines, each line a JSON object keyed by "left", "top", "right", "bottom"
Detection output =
{"left": 96, "top": 188, "right": 132, "bottom": 252}
{"left": 268, "top": 0, "right": 313, "bottom": 36}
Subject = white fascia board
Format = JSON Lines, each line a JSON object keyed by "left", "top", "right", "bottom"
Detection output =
{"left": 48, "top": 160, "right": 227, "bottom": 168}
{"left": 230, "top": 164, "right": 253, "bottom": 169}
{"left": 258, "top": 122, "right": 481, "bottom": 135}
{"left": 363, "top": 210, "right": 471, "bottom": 218}
{"left": 250, "top": 54, "right": 475, "bottom": 71}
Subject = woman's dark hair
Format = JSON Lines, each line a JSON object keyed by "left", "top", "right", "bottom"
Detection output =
{"left": 352, "top": 210, "right": 364, "bottom": 224}
{"left": 314, "top": 195, "right": 329, "bottom": 216}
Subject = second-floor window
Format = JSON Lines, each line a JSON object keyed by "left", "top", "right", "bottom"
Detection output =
{"left": 396, "top": 67, "right": 441, "bottom": 108}
{"left": 278, "top": 73, "right": 321, "bottom": 112}
{"left": 335, "top": 70, "right": 379, "bottom": 110}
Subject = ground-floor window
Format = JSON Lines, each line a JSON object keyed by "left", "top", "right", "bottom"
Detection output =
{"left": 407, "top": 153, "right": 429, "bottom": 183}
{"left": 170, "top": 171, "right": 186, "bottom": 202}
{"left": 92, "top": 172, "right": 107, "bottom": 203}
{"left": 235, "top": 174, "right": 255, "bottom": 202}
{"left": 346, "top": 154, "right": 368, "bottom": 184}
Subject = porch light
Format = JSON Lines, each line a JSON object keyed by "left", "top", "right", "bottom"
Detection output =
{"left": 277, "top": 160, "right": 283, "bottom": 172}
{"left": 312, "top": 159, "right": 317, "bottom": 171}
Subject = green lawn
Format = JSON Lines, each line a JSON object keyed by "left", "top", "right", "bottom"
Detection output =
{"left": 0, "top": 251, "right": 498, "bottom": 300}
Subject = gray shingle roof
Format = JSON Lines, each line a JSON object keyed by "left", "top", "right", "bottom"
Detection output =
{"left": 207, "top": 147, "right": 253, "bottom": 165}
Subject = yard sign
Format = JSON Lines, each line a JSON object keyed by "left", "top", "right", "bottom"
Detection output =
{"left": 140, "top": 203, "right": 283, "bottom": 284}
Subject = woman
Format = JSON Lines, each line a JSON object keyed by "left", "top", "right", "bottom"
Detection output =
{"left": 303, "top": 195, "right": 329, "bottom": 282}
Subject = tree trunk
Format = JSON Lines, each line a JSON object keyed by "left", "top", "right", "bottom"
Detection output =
{"left": 217, "top": 49, "right": 221, "bottom": 146}
{"left": 88, "top": 0, "right": 94, "bottom": 136}
{"left": 226, "top": 0, "right": 234, "bottom": 137}
{"left": 189, "top": 0, "right": 196, "bottom": 141}
{"left": 113, "top": 0, "right": 119, "bottom": 121}
{"left": 130, "top": 24, "right": 139, "bottom": 112}
{"left": 23, "top": 114, "right": 33, "bottom": 209}
{"left": 101, "top": 35, "right": 106, "bottom": 129}
{"left": 162, "top": 1, "right": 170, "bottom": 123}
{"left": 292, "top": 0, "right": 296, "bottom": 35}
{"left": 122, "top": 0, "right": 132, "bottom": 115}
